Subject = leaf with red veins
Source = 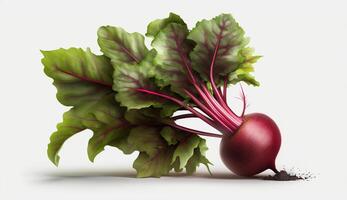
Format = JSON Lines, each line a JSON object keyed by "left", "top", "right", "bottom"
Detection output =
{"left": 113, "top": 52, "right": 166, "bottom": 109}
{"left": 98, "top": 26, "right": 148, "bottom": 66}
{"left": 151, "top": 23, "right": 196, "bottom": 97}
{"left": 188, "top": 14, "right": 255, "bottom": 85}
{"left": 42, "top": 48, "right": 114, "bottom": 106}
{"left": 47, "top": 94, "right": 131, "bottom": 165}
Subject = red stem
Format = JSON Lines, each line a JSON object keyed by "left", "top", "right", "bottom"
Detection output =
{"left": 189, "top": 80, "right": 236, "bottom": 129}
{"left": 240, "top": 84, "right": 246, "bottom": 117}
{"left": 164, "top": 121, "right": 223, "bottom": 138}
{"left": 184, "top": 89, "right": 233, "bottom": 133}
{"left": 171, "top": 114, "right": 197, "bottom": 120}
{"left": 201, "top": 84, "right": 241, "bottom": 128}
{"left": 216, "top": 88, "right": 240, "bottom": 123}
{"left": 207, "top": 26, "right": 239, "bottom": 123}
{"left": 217, "top": 87, "right": 223, "bottom": 100}
{"left": 135, "top": 88, "right": 219, "bottom": 130}
{"left": 209, "top": 48, "right": 225, "bottom": 105}
{"left": 186, "top": 87, "right": 236, "bottom": 131}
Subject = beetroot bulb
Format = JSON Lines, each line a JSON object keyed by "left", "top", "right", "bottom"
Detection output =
{"left": 220, "top": 113, "right": 281, "bottom": 176}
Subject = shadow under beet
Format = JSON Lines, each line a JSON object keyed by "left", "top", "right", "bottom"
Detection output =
{"left": 36, "top": 169, "right": 270, "bottom": 183}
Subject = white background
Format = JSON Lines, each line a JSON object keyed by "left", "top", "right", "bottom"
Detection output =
{"left": 1, "top": 0, "right": 346, "bottom": 199}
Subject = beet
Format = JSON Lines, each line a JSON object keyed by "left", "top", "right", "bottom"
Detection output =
{"left": 220, "top": 113, "right": 281, "bottom": 176}
{"left": 43, "top": 13, "right": 292, "bottom": 178}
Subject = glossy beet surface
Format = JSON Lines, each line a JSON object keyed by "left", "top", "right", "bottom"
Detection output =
{"left": 220, "top": 113, "right": 281, "bottom": 176}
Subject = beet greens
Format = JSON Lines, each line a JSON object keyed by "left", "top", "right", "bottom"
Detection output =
{"left": 43, "top": 13, "right": 260, "bottom": 177}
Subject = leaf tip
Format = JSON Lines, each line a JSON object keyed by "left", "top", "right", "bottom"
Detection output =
{"left": 253, "top": 80, "right": 260, "bottom": 87}
{"left": 47, "top": 144, "right": 60, "bottom": 166}
{"left": 40, "top": 50, "right": 49, "bottom": 63}
{"left": 40, "top": 49, "right": 46, "bottom": 55}
{"left": 48, "top": 153, "right": 60, "bottom": 167}
{"left": 97, "top": 25, "right": 108, "bottom": 32}
{"left": 87, "top": 144, "right": 102, "bottom": 163}
{"left": 87, "top": 151, "right": 96, "bottom": 163}
{"left": 89, "top": 158, "right": 96, "bottom": 163}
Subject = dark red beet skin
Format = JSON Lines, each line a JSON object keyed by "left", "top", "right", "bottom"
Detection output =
{"left": 220, "top": 113, "right": 281, "bottom": 176}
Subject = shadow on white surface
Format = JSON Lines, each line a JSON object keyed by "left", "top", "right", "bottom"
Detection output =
{"left": 34, "top": 169, "right": 272, "bottom": 183}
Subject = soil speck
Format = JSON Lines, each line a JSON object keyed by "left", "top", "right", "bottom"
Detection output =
{"left": 263, "top": 170, "right": 314, "bottom": 181}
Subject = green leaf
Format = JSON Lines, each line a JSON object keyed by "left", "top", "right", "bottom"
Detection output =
{"left": 228, "top": 69, "right": 259, "bottom": 86}
{"left": 47, "top": 107, "right": 86, "bottom": 166}
{"left": 228, "top": 48, "right": 260, "bottom": 86}
{"left": 146, "top": 12, "right": 186, "bottom": 37}
{"left": 43, "top": 48, "right": 122, "bottom": 165}
{"left": 112, "top": 52, "right": 164, "bottom": 109}
{"left": 128, "top": 126, "right": 175, "bottom": 177}
{"left": 171, "top": 157, "right": 183, "bottom": 173}
{"left": 123, "top": 106, "right": 177, "bottom": 125}
{"left": 133, "top": 149, "right": 174, "bottom": 178}
{"left": 161, "top": 126, "right": 213, "bottom": 175}
{"left": 172, "top": 135, "right": 200, "bottom": 169}
{"left": 127, "top": 126, "right": 166, "bottom": 157}
{"left": 124, "top": 109, "right": 158, "bottom": 125}
{"left": 42, "top": 48, "right": 113, "bottom": 106}
{"left": 47, "top": 95, "right": 130, "bottom": 165}
{"left": 160, "top": 126, "right": 178, "bottom": 145}
{"left": 188, "top": 14, "right": 256, "bottom": 85}
{"left": 86, "top": 96, "right": 130, "bottom": 162}
{"left": 185, "top": 139, "right": 212, "bottom": 175}
{"left": 98, "top": 26, "right": 148, "bottom": 66}
{"left": 151, "top": 23, "right": 195, "bottom": 96}
{"left": 159, "top": 102, "right": 181, "bottom": 117}
{"left": 126, "top": 125, "right": 212, "bottom": 177}
{"left": 108, "top": 133, "right": 136, "bottom": 155}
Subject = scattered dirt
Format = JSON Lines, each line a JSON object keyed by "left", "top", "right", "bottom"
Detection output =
{"left": 263, "top": 170, "right": 314, "bottom": 181}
